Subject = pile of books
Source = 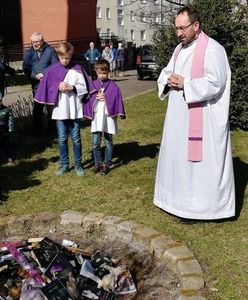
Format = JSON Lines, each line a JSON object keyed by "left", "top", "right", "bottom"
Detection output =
{"left": 0, "top": 237, "right": 137, "bottom": 299}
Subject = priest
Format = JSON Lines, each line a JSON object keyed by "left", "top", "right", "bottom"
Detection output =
{"left": 154, "top": 6, "right": 235, "bottom": 221}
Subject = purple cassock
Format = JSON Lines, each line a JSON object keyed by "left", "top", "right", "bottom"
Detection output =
{"left": 34, "top": 62, "right": 90, "bottom": 105}
{"left": 83, "top": 79, "right": 126, "bottom": 120}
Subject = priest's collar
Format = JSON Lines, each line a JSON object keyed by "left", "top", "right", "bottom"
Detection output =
{"left": 182, "top": 37, "right": 198, "bottom": 49}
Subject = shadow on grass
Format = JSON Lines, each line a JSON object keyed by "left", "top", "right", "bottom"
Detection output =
{"left": 233, "top": 156, "right": 248, "bottom": 219}
{"left": 113, "top": 141, "right": 159, "bottom": 164}
{"left": 11, "top": 133, "right": 56, "bottom": 161}
{"left": 0, "top": 157, "right": 56, "bottom": 203}
{"left": 83, "top": 141, "right": 160, "bottom": 170}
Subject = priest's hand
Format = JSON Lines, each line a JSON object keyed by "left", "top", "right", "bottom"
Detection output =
{"left": 168, "top": 74, "right": 184, "bottom": 90}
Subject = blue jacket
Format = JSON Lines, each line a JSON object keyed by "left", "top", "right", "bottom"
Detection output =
{"left": 23, "top": 43, "right": 58, "bottom": 91}
{"left": 117, "top": 48, "right": 125, "bottom": 61}
{"left": 111, "top": 48, "right": 118, "bottom": 61}
{"left": 84, "top": 48, "right": 101, "bottom": 64}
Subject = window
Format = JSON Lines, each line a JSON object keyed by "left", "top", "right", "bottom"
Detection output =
{"left": 97, "top": 28, "right": 102, "bottom": 37}
{"left": 154, "top": 13, "right": 159, "bottom": 23}
{"left": 106, "top": 8, "right": 110, "bottom": 19}
{"left": 130, "top": 11, "right": 135, "bottom": 22}
{"left": 118, "top": 9, "right": 124, "bottom": 25}
{"left": 118, "top": 0, "right": 124, "bottom": 6}
{"left": 107, "top": 28, "right": 111, "bottom": 38}
{"left": 140, "top": 12, "right": 146, "bottom": 22}
{"left": 131, "top": 30, "right": 134, "bottom": 41}
{"left": 96, "top": 7, "right": 101, "bottom": 19}
{"left": 161, "top": 13, "right": 166, "bottom": 24}
{"left": 140, "top": 0, "right": 146, "bottom": 3}
{"left": 141, "top": 30, "right": 146, "bottom": 41}
{"left": 154, "top": 0, "right": 159, "bottom": 4}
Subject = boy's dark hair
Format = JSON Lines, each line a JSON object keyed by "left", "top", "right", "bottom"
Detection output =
{"left": 95, "top": 59, "right": 110, "bottom": 72}
{"left": 177, "top": 6, "right": 201, "bottom": 25}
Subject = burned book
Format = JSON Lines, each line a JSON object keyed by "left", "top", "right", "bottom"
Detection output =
{"left": 78, "top": 260, "right": 115, "bottom": 300}
{"left": 41, "top": 278, "right": 74, "bottom": 300}
{"left": 38, "top": 237, "right": 65, "bottom": 252}
{"left": 0, "top": 269, "right": 25, "bottom": 299}
{"left": 31, "top": 247, "right": 59, "bottom": 270}
{"left": 19, "top": 277, "right": 45, "bottom": 300}
{"left": 114, "top": 268, "right": 137, "bottom": 295}
{"left": 43, "top": 251, "right": 78, "bottom": 283}
{"left": 78, "top": 276, "right": 115, "bottom": 300}
{"left": 34, "top": 237, "right": 82, "bottom": 273}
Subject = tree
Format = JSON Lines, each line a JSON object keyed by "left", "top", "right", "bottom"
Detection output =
{"left": 152, "top": 0, "right": 248, "bottom": 130}
{"left": 123, "top": 0, "right": 185, "bottom": 26}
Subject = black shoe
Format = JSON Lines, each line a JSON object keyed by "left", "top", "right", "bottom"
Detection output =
{"left": 101, "top": 164, "right": 110, "bottom": 175}
{"left": 92, "top": 164, "right": 102, "bottom": 174}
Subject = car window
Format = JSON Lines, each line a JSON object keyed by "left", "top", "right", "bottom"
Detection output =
{"left": 141, "top": 46, "right": 152, "bottom": 56}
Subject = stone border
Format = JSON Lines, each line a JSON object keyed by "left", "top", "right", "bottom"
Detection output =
{"left": 0, "top": 210, "right": 206, "bottom": 299}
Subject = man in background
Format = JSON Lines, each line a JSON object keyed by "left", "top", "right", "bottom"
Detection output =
{"left": 23, "top": 32, "right": 58, "bottom": 135}
{"left": 84, "top": 42, "right": 101, "bottom": 80}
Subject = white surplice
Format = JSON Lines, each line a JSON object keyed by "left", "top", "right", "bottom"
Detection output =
{"left": 154, "top": 38, "right": 235, "bottom": 220}
{"left": 52, "top": 69, "right": 87, "bottom": 120}
{"left": 91, "top": 101, "right": 118, "bottom": 135}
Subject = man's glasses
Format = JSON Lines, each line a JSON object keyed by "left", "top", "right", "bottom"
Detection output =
{"left": 31, "top": 40, "right": 43, "bottom": 44}
{"left": 175, "top": 22, "right": 195, "bottom": 33}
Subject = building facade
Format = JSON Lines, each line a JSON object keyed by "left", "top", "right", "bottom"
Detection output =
{"left": 96, "top": 0, "right": 185, "bottom": 47}
{"left": 0, "top": 0, "right": 97, "bottom": 61}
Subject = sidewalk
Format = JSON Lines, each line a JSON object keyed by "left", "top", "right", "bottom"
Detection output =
{"left": 4, "top": 69, "right": 157, "bottom": 105}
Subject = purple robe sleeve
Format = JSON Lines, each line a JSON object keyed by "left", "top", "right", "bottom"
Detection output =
{"left": 83, "top": 80, "right": 125, "bottom": 119}
{"left": 34, "top": 63, "right": 67, "bottom": 105}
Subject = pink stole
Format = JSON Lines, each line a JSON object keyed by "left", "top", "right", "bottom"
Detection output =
{"left": 174, "top": 32, "right": 209, "bottom": 161}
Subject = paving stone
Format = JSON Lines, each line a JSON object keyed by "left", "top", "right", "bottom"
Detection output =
{"left": 178, "top": 295, "right": 206, "bottom": 300}
{"left": 102, "top": 215, "right": 122, "bottom": 226}
{"left": 116, "top": 220, "right": 140, "bottom": 232}
{"left": 163, "top": 246, "right": 195, "bottom": 273}
{"left": 112, "top": 231, "right": 134, "bottom": 245}
{"left": 6, "top": 215, "right": 33, "bottom": 235}
{"left": 150, "top": 235, "right": 182, "bottom": 258}
{"left": 83, "top": 212, "right": 105, "bottom": 226}
{"left": 133, "top": 226, "right": 159, "bottom": 247}
{"left": 178, "top": 259, "right": 203, "bottom": 277}
{"left": 181, "top": 275, "right": 205, "bottom": 292}
{"left": 60, "top": 210, "right": 84, "bottom": 225}
{"left": 6, "top": 216, "right": 16, "bottom": 226}
{"left": 33, "top": 212, "right": 57, "bottom": 224}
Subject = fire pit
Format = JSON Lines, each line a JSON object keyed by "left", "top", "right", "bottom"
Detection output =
{"left": 0, "top": 211, "right": 205, "bottom": 299}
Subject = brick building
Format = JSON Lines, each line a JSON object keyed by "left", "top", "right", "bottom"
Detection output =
{"left": 0, "top": 0, "right": 97, "bottom": 60}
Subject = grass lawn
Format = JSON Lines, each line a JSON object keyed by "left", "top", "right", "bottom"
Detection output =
{"left": 0, "top": 91, "right": 247, "bottom": 299}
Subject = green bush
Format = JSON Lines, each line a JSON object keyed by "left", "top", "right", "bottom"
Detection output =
{"left": 152, "top": 0, "right": 248, "bottom": 130}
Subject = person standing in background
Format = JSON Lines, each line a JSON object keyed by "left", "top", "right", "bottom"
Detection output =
{"left": 101, "top": 44, "right": 113, "bottom": 78}
{"left": 84, "top": 42, "right": 101, "bottom": 80}
{"left": 116, "top": 43, "right": 125, "bottom": 77}
{"left": 23, "top": 32, "right": 58, "bottom": 135}
{"left": 110, "top": 44, "right": 117, "bottom": 76}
